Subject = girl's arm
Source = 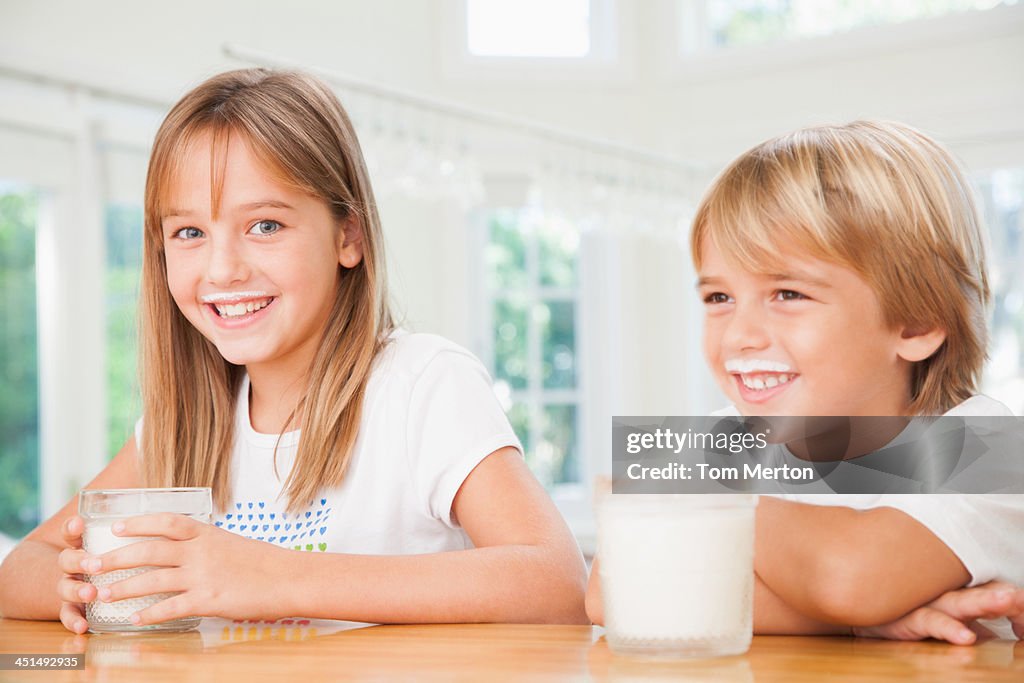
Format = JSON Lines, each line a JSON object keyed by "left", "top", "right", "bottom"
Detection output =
{"left": 0, "top": 437, "right": 141, "bottom": 622}
{"left": 87, "top": 447, "right": 589, "bottom": 625}
{"left": 285, "top": 446, "right": 588, "bottom": 623}
{"left": 755, "top": 497, "right": 969, "bottom": 626}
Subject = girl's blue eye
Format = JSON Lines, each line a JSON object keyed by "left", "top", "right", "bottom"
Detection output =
{"left": 249, "top": 220, "right": 281, "bottom": 236}
{"left": 776, "top": 289, "right": 807, "bottom": 301}
{"left": 703, "top": 292, "right": 732, "bottom": 304}
{"left": 173, "top": 227, "right": 203, "bottom": 240}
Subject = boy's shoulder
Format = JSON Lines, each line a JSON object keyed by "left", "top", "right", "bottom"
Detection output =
{"left": 943, "top": 394, "right": 1015, "bottom": 417}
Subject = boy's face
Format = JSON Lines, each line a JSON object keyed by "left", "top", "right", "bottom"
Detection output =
{"left": 698, "top": 240, "right": 913, "bottom": 416}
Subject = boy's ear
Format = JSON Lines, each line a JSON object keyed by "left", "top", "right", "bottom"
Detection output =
{"left": 336, "top": 215, "right": 364, "bottom": 269}
{"left": 896, "top": 325, "right": 946, "bottom": 363}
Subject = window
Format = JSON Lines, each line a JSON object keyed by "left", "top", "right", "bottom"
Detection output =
{"left": 0, "top": 185, "right": 41, "bottom": 539}
{"left": 978, "top": 168, "right": 1024, "bottom": 414}
{"left": 106, "top": 204, "right": 143, "bottom": 456}
{"left": 685, "top": 0, "right": 1017, "bottom": 51}
{"left": 467, "top": 0, "right": 592, "bottom": 57}
{"left": 482, "top": 207, "right": 582, "bottom": 489}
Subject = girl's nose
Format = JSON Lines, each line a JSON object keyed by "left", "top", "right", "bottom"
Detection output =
{"left": 722, "top": 302, "right": 771, "bottom": 352}
{"left": 205, "top": 237, "right": 251, "bottom": 287}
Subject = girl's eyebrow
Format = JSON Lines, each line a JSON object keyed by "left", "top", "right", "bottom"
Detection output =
{"left": 162, "top": 200, "right": 296, "bottom": 220}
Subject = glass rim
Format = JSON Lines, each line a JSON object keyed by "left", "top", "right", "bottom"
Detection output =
{"left": 599, "top": 493, "right": 759, "bottom": 508}
{"left": 80, "top": 487, "right": 212, "bottom": 496}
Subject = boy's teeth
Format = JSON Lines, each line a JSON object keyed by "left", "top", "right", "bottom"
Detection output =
{"left": 215, "top": 298, "right": 271, "bottom": 318}
{"left": 740, "top": 373, "right": 793, "bottom": 390}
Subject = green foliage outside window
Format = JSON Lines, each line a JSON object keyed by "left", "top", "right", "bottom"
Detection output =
{"left": 0, "top": 190, "right": 40, "bottom": 539}
{"left": 708, "top": 0, "right": 1010, "bottom": 49}
{"left": 105, "top": 205, "right": 143, "bottom": 458}
{"left": 485, "top": 208, "right": 581, "bottom": 488}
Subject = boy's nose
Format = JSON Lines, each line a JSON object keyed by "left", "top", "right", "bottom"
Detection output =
{"left": 722, "top": 303, "right": 771, "bottom": 352}
{"left": 205, "top": 237, "right": 251, "bottom": 287}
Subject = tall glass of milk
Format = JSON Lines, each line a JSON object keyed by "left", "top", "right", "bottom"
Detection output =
{"left": 79, "top": 487, "right": 212, "bottom": 633}
{"left": 597, "top": 494, "right": 758, "bottom": 658}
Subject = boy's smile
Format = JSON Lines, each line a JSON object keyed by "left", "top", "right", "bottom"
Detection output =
{"left": 698, "top": 240, "right": 919, "bottom": 417}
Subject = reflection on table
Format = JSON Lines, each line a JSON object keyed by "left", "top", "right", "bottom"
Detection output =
{"left": 1, "top": 617, "right": 1022, "bottom": 682}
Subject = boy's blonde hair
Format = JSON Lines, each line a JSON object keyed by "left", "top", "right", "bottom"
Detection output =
{"left": 690, "top": 120, "right": 990, "bottom": 415}
{"left": 140, "top": 69, "right": 393, "bottom": 513}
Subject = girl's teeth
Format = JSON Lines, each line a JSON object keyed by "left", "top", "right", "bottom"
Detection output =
{"left": 215, "top": 299, "right": 271, "bottom": 318}
{"left": 740, "top": 373, "right": 794, "bottom": 390}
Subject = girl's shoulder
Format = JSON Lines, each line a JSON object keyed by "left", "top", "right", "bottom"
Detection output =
{"left": 375, "top": 329, "right": 487, "bottom": 384}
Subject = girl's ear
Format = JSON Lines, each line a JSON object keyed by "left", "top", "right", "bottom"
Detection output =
{"left": 337, "top": 215, "right": 364, "bottom": 269}
{"left": 896, "top": 326, "right": 946, "bottom": 363}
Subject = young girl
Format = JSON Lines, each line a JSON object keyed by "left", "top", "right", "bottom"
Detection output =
{"left": 587, "top": 120, "right": 1024, "bottom": 643}
{"left": 0, "top": 69, "right": 587, "bottom": 632}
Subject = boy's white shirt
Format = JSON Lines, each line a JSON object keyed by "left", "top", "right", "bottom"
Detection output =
{"left": 716, "top": 395, "right": 1023, "bottom": 638}
{"left": 135, "top": 330, "right": 523, "bottom": 558}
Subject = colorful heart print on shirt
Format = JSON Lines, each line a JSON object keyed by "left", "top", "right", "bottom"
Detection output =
{"left": 213, "top": 497, "right": 331, "bottom": 551}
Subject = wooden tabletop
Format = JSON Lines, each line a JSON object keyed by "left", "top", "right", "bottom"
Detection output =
{"left": 1, "top": 617, "right": 1022, "bottom": 682}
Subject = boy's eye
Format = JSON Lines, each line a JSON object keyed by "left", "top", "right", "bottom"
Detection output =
{"left": 775, "top": 289, "right": 807, "bottom": 301}
{"left": 249, "top": 220, "right": 282, "bottom": 236}
{"left": 703, "top": 292, "right": 733, "bottom": 304}
{"left": 172, "top": 227, "right": 204, "bottom": 240}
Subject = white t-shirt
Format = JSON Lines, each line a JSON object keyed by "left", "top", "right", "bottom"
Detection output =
{"left": 135, "top": 331, "right": 522, "bottom": 555}
{"left": 717, "top": 395, "right": 1024, "bottom": 636}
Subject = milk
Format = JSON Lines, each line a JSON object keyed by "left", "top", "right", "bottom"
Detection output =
{"left": 597, "top": 494, "right": 757, "bottom": 658}
{"left": 78, "top": 488, "right": 212, "bottom": 633}
{"left": 82, "top": 522, "right": 194, "bottom": 631}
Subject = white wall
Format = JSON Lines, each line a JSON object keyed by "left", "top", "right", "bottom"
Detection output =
{"left": 3, "top": 0, "right": 1021, "bottom": 169}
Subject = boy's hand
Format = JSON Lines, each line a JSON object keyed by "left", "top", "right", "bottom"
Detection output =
{"left": 77, "top": 513, "right": 287, "bottom": 626}
{"left": 55, "top": 515, "right": 95, "bottom": 634}
{"left": 853, "top": 581, "right": 1024, "bottom": 644}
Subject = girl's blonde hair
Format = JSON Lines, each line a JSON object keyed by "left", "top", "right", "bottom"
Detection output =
{"left": 690, "top": 120, "right": 990, "bottom": 415}
{"left": 140, "top": 68, "right": 393, "bottom": 513}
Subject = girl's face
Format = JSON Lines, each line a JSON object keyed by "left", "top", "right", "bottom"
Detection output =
{"left": 698, "top": 240, "right": 915, "bottom": 417}
{"left": 161, "top": 132, "right": 361, "bottom": 377}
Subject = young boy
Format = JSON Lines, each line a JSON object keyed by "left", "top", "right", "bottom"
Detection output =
{"left": 587, "top": 120, "right": 1024, "bottom": 642}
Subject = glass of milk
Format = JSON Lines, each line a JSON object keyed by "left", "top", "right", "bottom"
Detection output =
{"left": 597, "top": 493, "right": 758, "bottom": 658}
{"left": 79, "top": 487, "right": 212, "bottom": 633}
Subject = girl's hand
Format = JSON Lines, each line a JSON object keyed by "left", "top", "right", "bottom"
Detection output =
{"left": 852, "top": 581, "right": 1024, "bottom": 645}
{"left": 81, "top": 513, "right": 286, "bottom": 626}
{"left": 56, "top": 515, "right": 94, "bottom": 634}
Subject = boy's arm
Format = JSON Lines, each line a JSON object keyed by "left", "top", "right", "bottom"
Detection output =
{"left": 587, "top": 556, "right": 848, "bottom": 634}
{"left": 756, "top": 497, "right": 970, "bottom": 626}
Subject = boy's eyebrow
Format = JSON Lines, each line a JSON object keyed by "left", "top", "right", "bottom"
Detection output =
{"left": 162, "top": 200, "right": 296, "bottom": 219}
{"left": 695, "top": 272, "right": 833, "bottom": 288}
{"left": 696, "top": 276, "right": 725, "bottom": 288}
{"left": 767, "top": 271, "right": 833, "bottom": 288}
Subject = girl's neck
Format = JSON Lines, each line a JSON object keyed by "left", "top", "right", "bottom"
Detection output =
{"left": 246, "top": 363, "right": 308, "bottom": 434}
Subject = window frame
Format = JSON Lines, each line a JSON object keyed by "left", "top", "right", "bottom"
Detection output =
{"left": 472, "top": 200, "right": 594, "bottom": 542}
{"left": 442, "top": 0, "right": 630, "bottom": 84}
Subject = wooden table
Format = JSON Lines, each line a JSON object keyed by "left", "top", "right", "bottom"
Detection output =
{"left": 1, "top": 617, "right": 1022, "bottom": 682}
